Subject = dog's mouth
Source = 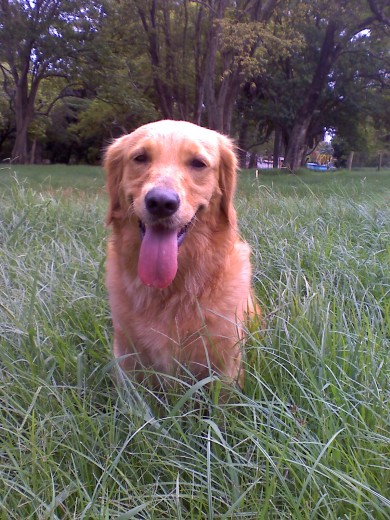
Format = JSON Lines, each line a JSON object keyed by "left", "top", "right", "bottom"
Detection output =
{"left": 137, "top": 216, "right": 195, "bottom": 289}
{"left": 138, "top": 219, "right": 191, "bottom": 247}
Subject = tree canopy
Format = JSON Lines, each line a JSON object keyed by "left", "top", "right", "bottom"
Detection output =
{"left": 0, "top": 0, "right": 389, "bottom": 169}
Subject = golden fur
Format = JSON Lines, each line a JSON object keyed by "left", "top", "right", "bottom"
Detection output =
{"left": 104, "top": 120, "right": 256, "bottom": 384}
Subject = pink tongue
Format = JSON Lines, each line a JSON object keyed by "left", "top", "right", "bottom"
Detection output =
{"left": 138, "top": 226, "right": 178, "bottom": 288}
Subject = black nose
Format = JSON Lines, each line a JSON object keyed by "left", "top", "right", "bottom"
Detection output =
{"left": 145, "top": 187, "right": 180, "bottom": 218}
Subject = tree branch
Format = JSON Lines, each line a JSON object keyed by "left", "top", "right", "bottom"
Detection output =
{"left": 35, "top": 84, "right": 85, "bottom": 116}
{"left": 0, "top": 63, "right": 15, "bottom": 100}
{"left": 367, "top": 0, "right": 390, "bottom": 26}
{"left": 190, "top": 0, "right": 218, "bottom": 16}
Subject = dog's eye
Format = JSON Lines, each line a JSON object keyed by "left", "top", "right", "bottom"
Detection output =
{"left": 190, "top": 158, "right": 207, "bottom": 169}
{"left": 133, "top": 153, "right": 148, "bottom": 164}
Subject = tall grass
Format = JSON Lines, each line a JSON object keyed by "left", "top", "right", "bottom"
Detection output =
{"left": 0, "top": 170, "right": 389, "bottom": 518}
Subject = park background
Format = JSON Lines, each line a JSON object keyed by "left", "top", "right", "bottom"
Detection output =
{"left": 0, "top": 1, "right": 390, "bottom": 519}
{"left": 0, "top": 0, "right": 390, "bottom": 170}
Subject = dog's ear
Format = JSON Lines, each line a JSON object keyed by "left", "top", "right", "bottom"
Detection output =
{"left": 218, "top": 134, "right": 238, "bottom": 228}
{"left": 103, "top": 136, "right": 127, "bottom": 225}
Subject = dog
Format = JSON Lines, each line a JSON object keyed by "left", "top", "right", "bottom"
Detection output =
{"left": 104, "top": 120, "right": 257, "bottom": 385}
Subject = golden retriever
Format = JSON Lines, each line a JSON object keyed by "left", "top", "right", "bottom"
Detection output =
{"left": 104, "top": 120, "right": 257, "bottom": 385}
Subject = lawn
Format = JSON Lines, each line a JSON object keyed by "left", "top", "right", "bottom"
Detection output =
{"left": 0, "top": 165, "right": 389, "bottom": 519}
{"left": 0, "top": 164, "right": 105, "bottom": 193}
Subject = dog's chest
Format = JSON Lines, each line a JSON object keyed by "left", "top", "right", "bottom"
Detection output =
{"left": 132, "top": 294, "right": 203, "bottom": 341}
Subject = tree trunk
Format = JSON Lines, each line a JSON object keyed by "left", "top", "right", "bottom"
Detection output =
{"left": 203, "top": 0, "right": 271, "bottom": 134}
{"left": 193, "top": 4, "right": 206, "bottom": 125}
{"left": 378, "top": 152, "right": 382, "bottom": 171}
{"left": 137, "top": 1, "right": 174, "bottom": 119}
{"left": 12, "top": 126, "right": 29, "bottom": 163}
{"left": 11, "top": 81, "right": 34, "bottom": 163}
{"left": 248, "top": 152, "right": 257, "bottom": 168}
{"left": 347, "top": 151, "right": 354, "bottom": 170}
{"left": 30, "top": 139, "right": 37, "bottom": 164}
{"left": 284, "top": 119, "right": 311, "bottom": 170}
{"left": 237, "top": 115, "right": 250, "bottom": 168}
{"left": 203, "top": 1, "right": 223, "bottom": 131}
{"left": 10, "top": 53, "right": 42, "bottom": 163}
{"left": 273, "top": 127, "right": 282, "bottom": 168}
{"left": 284, "top": 21, "right": 340, "bottom": 171}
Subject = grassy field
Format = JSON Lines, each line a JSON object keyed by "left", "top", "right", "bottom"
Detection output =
{"left": 0, "top": 164, "right": 389, "bottom": 519}
{"left": 0, "top": 164, "right": 106, "bottom": 193}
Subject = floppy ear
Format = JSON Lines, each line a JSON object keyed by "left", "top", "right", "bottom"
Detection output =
{"left": 218, "top": 134, "right": 238, "bottom": 228}
{"left": 103, "top": 136, "right": 127, "bottom": 225}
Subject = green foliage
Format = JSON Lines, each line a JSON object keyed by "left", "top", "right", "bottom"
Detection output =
{"left": 0, "top": 0, "right": 389, "bottom": 164}
{"left": 236, "top": 0, "right": 390, "bottom": 167}
{"left": 0, "top": 0, "right": 108, "bottom": 162}
{"left": 0, "top": 168, "right": 389, "bottom": 517}
{"left": 69, "top": 93, "right": 157, "bottom": 140}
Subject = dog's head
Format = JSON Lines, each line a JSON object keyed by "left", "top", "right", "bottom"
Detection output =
{"left": 104, "top": 120, "right": 238, "bottom": 289}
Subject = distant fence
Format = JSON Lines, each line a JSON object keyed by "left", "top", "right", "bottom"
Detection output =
{"left": 339, "top": 151, "right": 390, "bottom": 169}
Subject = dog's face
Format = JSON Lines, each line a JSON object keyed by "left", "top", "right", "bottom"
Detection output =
{"left": 104, "top": 120, "right": 237, "bottom": 289}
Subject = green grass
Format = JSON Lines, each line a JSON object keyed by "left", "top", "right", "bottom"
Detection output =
{"left": 239, "top": 166, "right": 390, "bottom": 199}
{"left": 0, "top": 164, "right": 105, "bottom": 192}
{"left": 0, "top": 167, "right": 389, "bottom": 518}
{"left": 2, "top": 163, "right": 389, "bottom": 196}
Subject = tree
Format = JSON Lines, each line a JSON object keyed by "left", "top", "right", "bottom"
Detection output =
{"left": 129, "top": 0, "right": 282, "bottom": 133}
{"left": 326, "top": 23, "right": 390, "bottom": 167}
{"left": 233, "top": 5, "right": 307, "bottom": 166}
{"left": 201, "top": 0, "right": 281, "bottom": 133}
{"left": 0, "top": 0, "right": 105, "bottom": 163}
{"left": 282, "top": 0, "right": 390, "bottom": 170}
{"left": 2, "top": 0, "right": 388, "bottom": 165}
{"left": 237, "top": 0, "right": 390, "bottom": 170}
